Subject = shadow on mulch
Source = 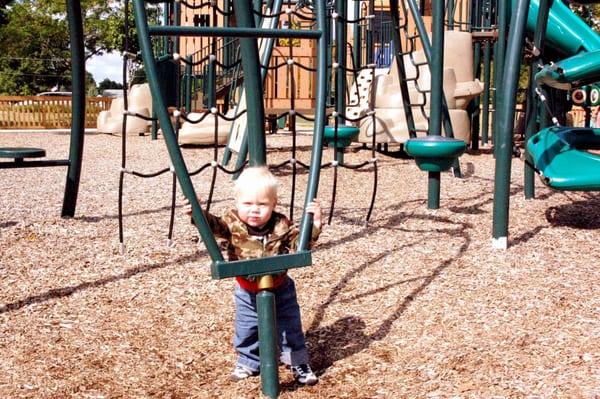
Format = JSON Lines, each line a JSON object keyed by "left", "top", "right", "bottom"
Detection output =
{"left": 0, "top": 221, "right": 18, "bottom": 228}
{"left": 0, "top": 252, "right": 202, "bottom": 314}
{"left": 73, "top": 198, "right": 229, "bottom": 224}
{"left": 546, "top": 197, "right": 600, "bottom": 229}
{"left": 304, "top": 213, "right": 472, "bottom": 377}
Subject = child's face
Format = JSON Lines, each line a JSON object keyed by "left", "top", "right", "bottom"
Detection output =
{"left": 236, "top": 188, "right": 277, "bottom": 228}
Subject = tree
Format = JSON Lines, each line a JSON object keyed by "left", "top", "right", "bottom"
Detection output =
{"left": 0, "top": 0, "right": 161, "bottom": 95}
{"left": 97, "top": 78, "right": 123, "bottom": 92}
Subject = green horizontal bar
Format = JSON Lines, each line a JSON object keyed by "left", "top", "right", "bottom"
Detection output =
{"left": 211, "top": 251, "right": 312, "bottom": 280}
{"left": 149, "top": 25, "right": 322, "bottom": 40}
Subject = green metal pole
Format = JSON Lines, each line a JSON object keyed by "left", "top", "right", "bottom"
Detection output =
{"left": 524, "top": 0, "right": 550, "bottom": 199}
{"left": 233, "top": 0, "right": 267, "bottom": 166}
{"left": 353, "top": 0, "right": 362, "bottom": 69}
{"left": 185, "top": 55, "right": 193, "bottom": 112}
{"left": 335, "top": 0, "right": 347, "bottom": 164}
{"left": 257, "top": 291, "right": 279, "bottom": 399}
{"left": 207, "top": 54, "right": 216, "bottom": 108}
{"left": 524, "top": 0, "right": 552, "bottom": 199}
{"left": 448, "top": 0, "right": 455, "bottom": 29}
{"left": 298, "top": 0, "right": 326, "bottom": 251}
{"left": 493, "top": 0, "right": 510, "bottom": 153}
{"left": 470, "top": 0, "right": 482, "bottom": 150}
{"left": 523, "top": 66, "right": 537, "bottom": 199}
{"left": 366, "top": 0, "right": 374, "bottom": 64}
{"left": 427, "top": 0, "right": 445, "bottom": 209}
{"left": 174, "top": 1, "right": 181, "bottom": 110}
{"left": 389, "top": 0, "right": 417, "bottom": 137}
{"left": 491, "top": 0, "right": 530, "bottom": 248}
{"left": 481, "top": 39, "right": 492, "bottom": 145}
{"left": 133, "top": 0, "right": 224, "bottom": 262}
{"left": 406, "top": 0, "right": 460, "bottom": 146}
{"left": 224, "top": 0, "right": 231, "bottom": 65}
{"left": 62, "top": 0, "right": 85, "bottom": 218}
{"left": 229, "top": 0, "right": 283, "bottom": 173}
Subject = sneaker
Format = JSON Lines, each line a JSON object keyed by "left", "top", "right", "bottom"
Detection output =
{"left": 291, "top": 364, "right": 318, "bottom": 385}
{"left": 230, "top": 365, "right": 259, "bottom": 381}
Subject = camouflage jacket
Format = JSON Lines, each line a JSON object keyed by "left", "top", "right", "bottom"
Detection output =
{"left": 204, "top": 209, "right": 321, "bottom": 261}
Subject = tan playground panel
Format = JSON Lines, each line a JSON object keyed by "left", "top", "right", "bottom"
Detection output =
{"left": 96, "top": 84, "right": 153, "bottom": 136}
{"left": 347, "top": 30, "right": 484, "bottom": 144}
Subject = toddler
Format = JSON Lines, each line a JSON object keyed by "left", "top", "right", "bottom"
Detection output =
{"left": 185, "top": 166, "right": 322, "bottom": 385}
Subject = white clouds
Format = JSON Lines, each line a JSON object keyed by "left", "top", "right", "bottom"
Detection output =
{"left": 86, "top": 52, "right": 124, "bottom": 84}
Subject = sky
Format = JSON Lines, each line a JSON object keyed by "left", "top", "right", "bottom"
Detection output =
{"left": 86, "top": 52, "right": 123, "bottom": 84}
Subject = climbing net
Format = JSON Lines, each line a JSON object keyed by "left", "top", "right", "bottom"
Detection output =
{"left": 117, "top": 0, "right": 388, "bottom": 252}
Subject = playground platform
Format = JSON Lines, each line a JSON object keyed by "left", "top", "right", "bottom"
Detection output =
{"left": 0, "top": 131, "right": 598, "bottom": 397}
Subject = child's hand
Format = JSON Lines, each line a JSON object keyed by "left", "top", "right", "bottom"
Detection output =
{"left": 306, "top": 199, "right": 322, "bottom": 229}
{"left": 181, "top": 196, "right": 193, "bottom": 217}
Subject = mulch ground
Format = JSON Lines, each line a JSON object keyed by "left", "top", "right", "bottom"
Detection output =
{"left": 1, "top": 131, "right": 599, "bottom": 398}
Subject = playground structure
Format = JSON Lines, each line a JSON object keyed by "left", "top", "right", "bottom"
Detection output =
{"left": 492, "top": 0, "right": 600, "bottom": 248}
{"left": 3, "top": 0, "right": 600, "bottom": 397}
{"left": 96, "top": 83, "right": 153, "bottom": 136}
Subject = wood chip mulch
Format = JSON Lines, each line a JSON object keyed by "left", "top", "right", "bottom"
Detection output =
{"left": 1, "top": 131, "right": 599, "bottom": 398}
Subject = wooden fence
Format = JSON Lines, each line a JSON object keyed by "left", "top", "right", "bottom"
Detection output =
{"left": 0, "top": 96, "right": 112, "bottom": 129}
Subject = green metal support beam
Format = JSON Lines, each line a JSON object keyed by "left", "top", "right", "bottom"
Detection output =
{"left": 233, "top": 0, "right": 267, "bottom": 166}
{"left": 389, "top": 0, "right": 417, "bottom": 137}
{"left": 62, "top": 0, "right": 86, "bottom": 218}
{"left": 492, "top": 0, "right": 530, "bottom": 249}
{"left": 297, "top": 0, "right": 327, "bottom": 251}
{"left": 133, "top": 0, "right": 225, "bottom": 263}
{"left": 493, "top": 0, "right": 511, "bottom": 153}
{"left": 524, "top": 0, "right": 551, "bottom": 199}
{"left": 427, "top": 0, "right": 445, "bottom": 209}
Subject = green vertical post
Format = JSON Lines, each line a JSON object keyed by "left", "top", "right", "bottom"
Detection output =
{"left": 233, "top": 0, "right": 266, "bottom": 166}
{"left": 229, "top": 0, "right": 283, "bottom": 173}
{"left": 257, "top": 291, "right": 279, "bottom": 399}
{"left": 524, "top": 0, "right": 550, "bottom": 199}
{"left": 174, "top": 1, "right": 181, "bottom": 110}
{"left": 151, "top": 107, "right": 159, "bottom": 140}
{"left": 492, "top": 0, "right": 530, "bottom": 248}
{"left": 62, "top": 0, "right": 85, "bottom": 218}
{"left": 207, "top": 54, "right": 216, "bottom": 108}
{"left": 133, "top": 0, "right": 224, "bottom": 262}
{"left": 185, "top": 55, "right": 193, "bottom": 112}
{"left": 470, "top": 0, "right": 482, "bottom": 150}
{"left": 427, "top": 0, "right": 445, "bottom": 209}
{"left": 298, "top": 0, "right": 326, "bottom": 250}
{"left": 353, "top": 0, "right": 362, "bottom": 69}
{"left": 390, "top": 0, "right": 417, "bottom": 137}
{"left": 406, "top": 0, "right": 460, "bottom": 152}
{"left": 447, "top": 0, "right": 455, "bottom": 29}
{"left": 162, "top": 1, "right": 169, "bottom": 54}
{"left": 253, "top": 0, "right": 262, "bottom": 27}
{"left": 493, "top": 0, "right": 510, "bottom": 153}
{"left": 481, "top": 39, "right": 492, "bottom": 145}
{"left": 335, "top": 0, "right": 347, "bottom": 164}
{"left": 366, "top": 0, "right": 374, "bottom": 64}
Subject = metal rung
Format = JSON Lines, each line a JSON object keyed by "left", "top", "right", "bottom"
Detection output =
{"left": 211, "top": 251, "right": 312, "bottom": 279}
{"left": 148, "top": 25, "right": 322, "bottom": 39}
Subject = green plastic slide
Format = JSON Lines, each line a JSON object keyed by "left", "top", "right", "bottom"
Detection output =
{"left": 526, "top": 126, "right": 600, "bottom": 190}
{"left": 517, "top": 0, "right": 600, "bottom": 56}
{"left": 519, "top": 0, "right": 600, "bottom": 89}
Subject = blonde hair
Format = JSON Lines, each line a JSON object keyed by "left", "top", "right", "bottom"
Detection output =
{"left": 234, "top": 166, "right": 279, "bottom": 200}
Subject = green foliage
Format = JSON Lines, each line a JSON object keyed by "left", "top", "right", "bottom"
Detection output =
{"left": 0, "top": 0, "right": 161, "bottom": 95}
{"left": 0, "top": 1, "right": 70, "bottom": 94}
{"left": 97, "top": 78, "right": 123, "bottom": 92}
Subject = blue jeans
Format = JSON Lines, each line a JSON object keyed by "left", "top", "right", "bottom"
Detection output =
{"left": 234, "top": 276, "right": 310, "bottom": 372}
